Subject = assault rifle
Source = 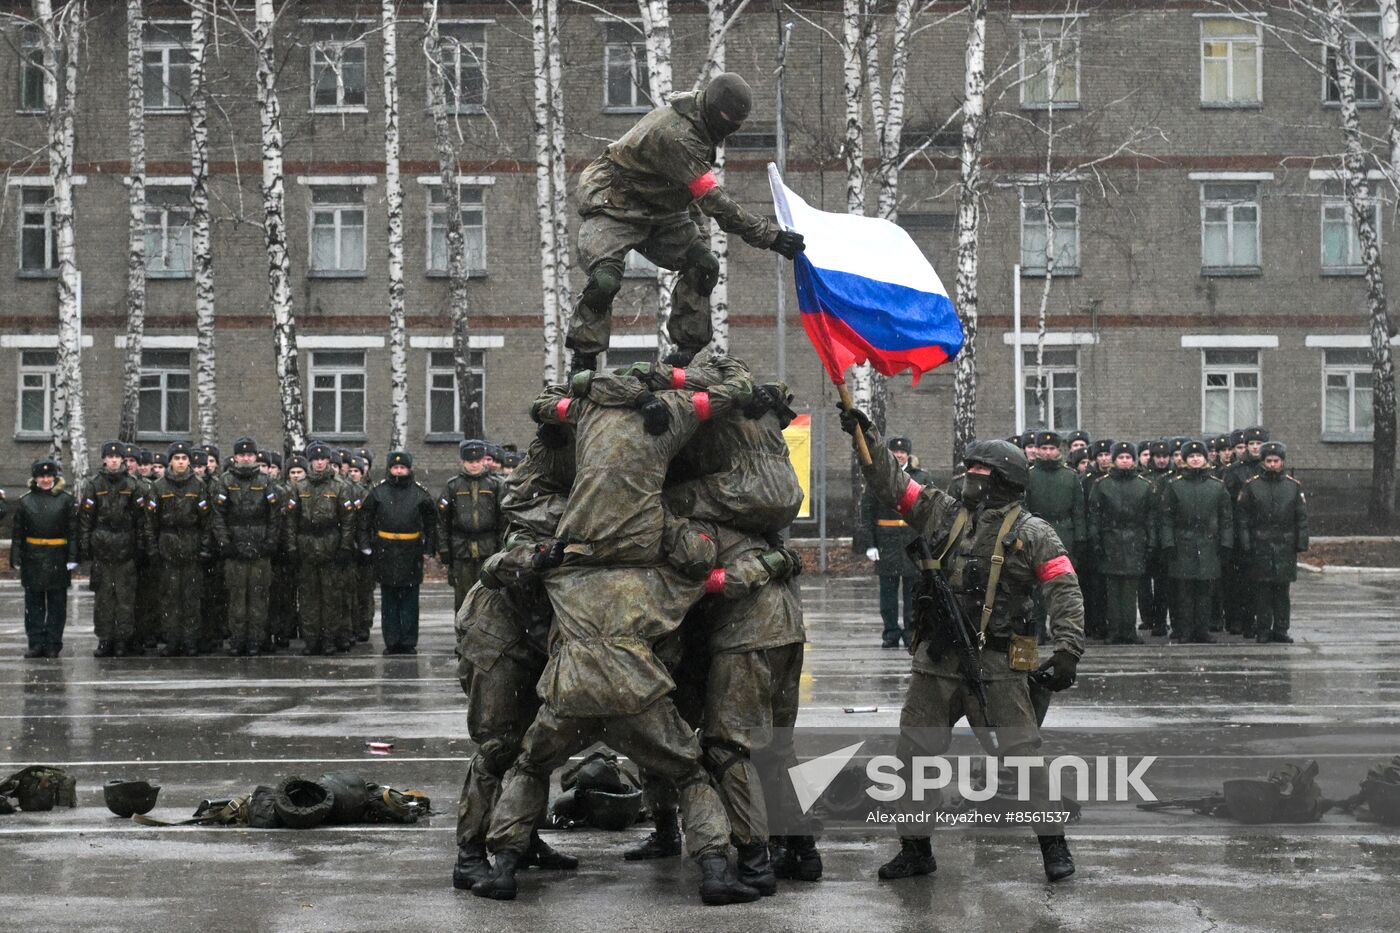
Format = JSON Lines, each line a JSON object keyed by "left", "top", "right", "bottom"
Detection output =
{"left": 913, "top": 535, "right": 996, "bottom": 751}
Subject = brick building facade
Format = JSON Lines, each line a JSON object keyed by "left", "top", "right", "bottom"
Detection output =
{"left": 0, "top": 1, "right": 1392, "bottom": 532}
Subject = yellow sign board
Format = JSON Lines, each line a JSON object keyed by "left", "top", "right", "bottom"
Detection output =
{"left": 783, "top": 413, "right": 812, "bottom": 520}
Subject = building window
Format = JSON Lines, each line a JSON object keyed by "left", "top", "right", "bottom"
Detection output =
{"left": 1021, "top": 347, "right": 1079, "bottom": 431}
{"left": 1322, "top": 348, "right": 1374, "bottom": 440}
{"left": 426, "top": 349, "right": 486, "bottom": 436}
{"left": 137, "top": 349, "right": 191, "bottom": 439}
{"left": 15, "top": 349, "right": 56, "bottom": 437}
{"left": 18, "top": 187, "right": 57, "bottom": 275}
{"left": 1201, "top": 18, "right": 1261, "bottom": 106}
{"left": 19, "top": 26, "right": 45, "bottom": 112}
{"left": 309, "top": 186, "right": 366, "bottom": 276}
{"left": 1201, "top": 348, "right": 1260, "bottom": 434}
{"left": 311, "top": 24, "right": 368, "bottom": 111}
{"left": 427, "top": 185, "right": 486, "bottom": 275}
{"left": 1201, "top": 182, "right": 1260, "bottom": 273}
{"left": 1020, "top": 184, "right": 1080, "bottom": 274}
{"left": 623, "top": 249, "right": 658, "bottom": 278}
{"left": 1020, "top": 20, "right": 1080, "bottom": 108}
{"left": 143, "top": 22, "right": 192, "bottom": 111}
{"left": 1321, "top": 180, "right": 1379, "bottom": 274}
{"left": 726, "top": 123, "right": 779, "bottom": 151}
{"left": 1325, "top": 14, "right": 1381, "bottom": 104}
{"left": 145, "top": 188, "right": 193, "bottom": 278}
{"left": 433, "top": 23, "right": 486, "bottom": 112}
{"left": 310, "top": 350, "right": 366, "bottom": 437}
{"left": 603, "top": 22, "right": 650, "bottom": 111}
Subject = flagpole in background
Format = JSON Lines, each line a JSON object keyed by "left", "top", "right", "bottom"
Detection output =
{"left": 774, "top": 19, "right": 793, "bottom": 386}
{"left": 1013, "top": 263, "right": 1024, "bottom": 434}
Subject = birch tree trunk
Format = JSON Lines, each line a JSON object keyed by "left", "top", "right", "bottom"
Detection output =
{"left": 841, "top": 0, "right": 873, "bottom": 417}
{"left": 699, "top": 0, "right": 729, "bottom": 353}
{"left": 383, "top": 0, "right": 408, "bottom": 448}
{"left": 255, "top": 0, "right": 305, "bottom": 453}
{"left": 547, "top": 0, "right": 572, "bottom": 377}
{"left": 1329, "top": 0, "right": 1396, "bottom": 520}
{"left": 638, "top": 0, "right": 676, "bottom": 356}
{"left": 532, "top": 0, "right": 561, "bottom": 383}
{"left": 1380, "top": 0, "right": 1400, "bottom": 179}
{"left": 190, "top": 0, "right": 216, "bottom": 446}
{"left": 1033, "top": 102, "right": 1058, "bottom": 428}
{"left": 952, "top": 0, "right": 987, "bottom": 465}
{"left": 120, "top": 0, "right": 145, "bottom": 444}
{"left": 425, "top": 1, "right": 480, "bottom": 438}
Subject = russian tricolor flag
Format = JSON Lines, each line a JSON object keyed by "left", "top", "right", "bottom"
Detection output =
{"left": 769, "top": 164, "right": 963, "bottom": 385}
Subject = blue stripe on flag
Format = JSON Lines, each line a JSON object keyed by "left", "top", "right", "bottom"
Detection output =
{"left": 794, "top": 257, "right": 964, "bottom": 355}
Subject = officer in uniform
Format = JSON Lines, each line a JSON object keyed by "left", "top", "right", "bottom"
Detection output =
{"left": 1222, "top": 428, "right": 1263, "bottom": 636}
{"left": 210, "top": 437, "right": 283, "bottom": 656}
{"left": 271, "top": 455, "right": 308, "bottom": 649}
{"left": 286, "top": 442, "right": 357, "bottom": 655}
{"left": 1158, "top": 440, "right": 1233, "bottom": 643}
{"left": 78, "top": 441, "right": 144, "bottom": 657}
{"left": 1140, "top": 440, "right": 1174, "bottom": 636}
{"left": 437, "top": 438, "right": 504, "bottom": 613}
{"left": 144, "top": 442, "right": 211, "bottom": 657}
{"left": 567, "top": 72, "right": 805, "bottom": 370}
{"left": 840, "top": 407, "right": 1083, "bottom": 884}
{"left": 1067, "top": 430, "right": 1090, "bottom": 455}
{"left": 1079, "top": 439, "right": 1114, "bottom": 639}
{"left": 1087, "top": 442, "right": 1155, "bottom": 644}
{"left": 860, "top": 436, "right": 931, "bottom": 648}
{"left": 1235, "top": 442, "right": 1309, "bottom": 644}
{"left": 11, "top": 459, "right": 78, "bottom": 658}
{"left": 130, "top": 446, "right": 160, "bottom": 651}
{"left": 347, "top": 456, "right": 376, "bottom": 644}
{"left": 359, "top": 450, "right": 437, "bottom": 655}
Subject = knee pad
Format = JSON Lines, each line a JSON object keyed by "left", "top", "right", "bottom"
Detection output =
{"left": 681, "top": 245, "right": 720, "bottom": 296}
{"left": 581, "top": 259, "right": 624, "bottom": 309}
{"left": 702, "top": 737, "right": 751, "bottom": 782}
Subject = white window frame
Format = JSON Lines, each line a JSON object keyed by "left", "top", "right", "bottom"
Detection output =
{"left": 15, "top": 348, "right": 56, "bottom": 439}
{"left": 1200, "top": 348, "right": 1262, "bottom": 434}
{"left": 308, "top": 350, "right": 368, "bottom": 438}
{"left": 307, "top": 185, "right": 367, "bottom": 277}
{"left": 18, "top": 26, "right": 45, "bottom": 113}
{"left": 1200, "top": 181, "right": 1261, "bottom": 273}
{"left": 425, "top": 348, "right": 486, "bottom": 437}
{"left": 429, "top": 21, "right": 488, "bottom": 114}
{"left": 143, "top": 21, "right": 192, "bottom": 112}
{"left": 1020, "top": 347, "right": 1081, "bottom": 432}
{"left": 1199, "top": 17, "right": 1263, "bottom": 106}
{"left": 1018, "top": 18, "right": 1081, "bottom": 109}
{"left": 17, "top": 186, "right": 56, "bottom": 276}
{"left": 144, "top": 187, "right": 193, "bottom": 278}
{"left": 1324, "top": 13, "right": 1382, "bottom": 106}
{"left": 1320, "top": 180, "right": 1380, "bottom": 275}
{"left": 136, "top": 349, "right": 193, "bottom": 440}
{"left": 623, "top": 249, "right": 658, "bottom": 278}
{"left": 603, "top": 22, "right": 650, "bottom": 112}
{"left": 1019, "top": 184, "right": 1080, "bottom": 275}
{"left": 426, "top": 185, "right": 487, "bottom": 276}
{"left": 310, "top": 25, "right": 368, "bottom": 113}
{"left": 1321, "top": 348, "right": 1374, "bottom": 441}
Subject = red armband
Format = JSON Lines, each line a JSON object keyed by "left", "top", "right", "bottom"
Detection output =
{"left": 704, "top": 568, "right": 726, "bottom": 594}
{"left": 895, "top": 478, "right": 922, "bottom": 515}
{"left": 669, "top": 367, "right": 686, "bottom": 389}
{"left": 688, "top": 171, "right": 718, "bottom": 198}
{"left": 1036, "top": 555, "right": 1074, "bottom": 582}
{"left": 554, "top": 398, "right": 572, "bottom": 421}
{"left": 693, "top": 391, "right": 712, "bottom": 421}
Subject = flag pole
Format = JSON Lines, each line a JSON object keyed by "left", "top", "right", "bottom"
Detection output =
{"left": 836, "top": 381, "right": 872, "bottom": 465}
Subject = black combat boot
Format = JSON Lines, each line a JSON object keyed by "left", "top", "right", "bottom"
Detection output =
{"left": 697, "top": 854, "right": 760, "bottom": 906}
{"left": 93, "top": 641, "right": 115, "bottom": 658}
{"left": 663, "top": 348, "right": 697, "bottom": 367}
{"left": 1268, "top": 631, "right": 1294, "bottom": 644}
{"left": 1038, "top": 834, "right": 1075, "bottom": 882}
{"left": 301, "top": 644, "right": 321, "bottom": 656}
{"left": 878, "top": 836, "right": 936, "bottom": 880}
{"left": 23, "top": 647, "right": 44, "bottom": 659}
{"left": 452, "top": 843, "right": 493, "bottom": 890}
{"left": 735, "top": 842, "right": 777, "bottom": 896}
{"left": 624, "top": 808, "right": 683, "bottom": 860}
{"left": 767, "top": 835, "right": 790, "bottom": 872}
{"left": 1255, "top": 630, "right": 1270, "bottom": 644}
{"left": 115, "top": 642, "right": 134, "bottom": 658}
{"left": 158, "top": 646, "right": 180, "bottom": 658}
{"left": 568, "top": 351, "right": 598, "bottom": 375}
{"left": 471, "top": 850, "right": 521, "bottom": 901}
{"left": 523, "top": 831, "right": 578, "bottom": 870}
{"left": 786, "top": 835, "right": 823, "bottom": 881}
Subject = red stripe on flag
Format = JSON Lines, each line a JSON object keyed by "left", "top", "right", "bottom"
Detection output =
{"left": 801, "top": 310, "right": 951, "bottom": 385}
{"left": 693, "top": 391, "right": 712, "bottom": 421}
{"left": 896, "top": 478, "right": 922, "bottom": 515}
{"left": 1036, "top": 555, "right": 1074, "bottom": 582}
{"left": 688, "top": 172, "right": 718, "bottom": 198}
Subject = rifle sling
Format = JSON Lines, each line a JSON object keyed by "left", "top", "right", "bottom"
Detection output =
{"left": 978, "top": 506, "right": 1023, "bottom": 648}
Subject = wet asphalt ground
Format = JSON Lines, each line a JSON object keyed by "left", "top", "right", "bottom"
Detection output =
{"left": 1, "top": 573, "right": 1397, "bottom": 932}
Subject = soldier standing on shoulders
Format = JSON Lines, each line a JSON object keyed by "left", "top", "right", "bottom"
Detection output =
{"left": 860, "top": 436, "right": 931, "bottom": 649}
{"left": 11, "top": 459, "right": 78, "bottom": 659}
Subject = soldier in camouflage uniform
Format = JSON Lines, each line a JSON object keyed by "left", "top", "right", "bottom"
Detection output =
{"left": 346, "top": 456, "right": 375, "bottom": 644}
{"left": 1140, "top": 440, "right": 1175, "bottom": 636}
{"left": 144, "top": 443, "right": 212, "bottom": 657}
{"left": 1158, "top": 440, "right": 1233, "bottom": 643}
{"left": 133, "top": 447, "right": 161, "bottom": 651}
{"left": 567, "top": 72, "right": 805, "bottom": 369}
{"left": 210, "top": 437, "right": 283, "bottom": 656}
{"left": 1087, "top": 443, "right": 1155, "bottom": 645}
{"left": 1235, "top": 441, "right": 1309, "bottom": 644}
{"left": 1079, "top": 439, "right": 1115, "bottom": 639}
{"left": 271, "top": 455, "right": 307, "bottom": 648}
{"left": 839, "top": 407, "right": 1083, "bottom": 884}
{"left": 286, "top": 443, "right": 357, "bottom": 655}
{"left": 78, "top": 441, "right": 144, "bottom": 657}
{"left": 437, "top": 439, "right": 504, "bottom": 613}
{"left": 195, "top": 446, "right": 228, "bottom": 653}
{"left": 1025, "top": 430, "right": 1086, "bottom": 644}
{"left": 859, "top": 436, "right": 931, "bottom": 649}
{"left": 1222, "top": 427, "right": 1264, "bottom": 636}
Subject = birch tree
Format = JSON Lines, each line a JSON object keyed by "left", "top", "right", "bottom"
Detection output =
{"left": 1384, "top": 0, "right": 1400, "bottom": 175}
{"left": 533, "top": 0, "right": 562, "bottom": 382}
{"left": 190, "top": 0, "right": 216, "bottom": 446}
{"left": 547, "top": 0, "right": 571, "bottom": 374}
{"left": 637, "top": 0, "right": 677, "bottom": 356}
{"left": 840, "top": 0, "right": 875, "bottom": 419}
{"left": 254, "top": 0, "right": 305, "bottom": 453}
{"left": 697, "top": 0, "right": 731, "bottom": 353}
{"left": 425, "top": 0, "right": 481, "bottom": 438}
{"left": 383, "top": 0, "right": 408, "bottom": 448}
{"left": 120, "top": 0, "right": 145, "bottom": 444}
{"left": 952, "top": 0, "right": 987, "bottom": 464}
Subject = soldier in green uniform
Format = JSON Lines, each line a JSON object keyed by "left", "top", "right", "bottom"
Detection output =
{"left": 839, "top": 408, "right": 1083, "bottom": 884}
{"left": 1235, "top": 441, "right": 1309, "bottom": 644}
{"left": 437, "top": 439, "right": 504, "bottom": 613}
{"left": 1077, "top": 439, "right": 1112, "bottom": 640}
{"left": 1140, "top": 440, "right": 1175, "bottom": 636}
{"left": 860, "top": 436, "right": 931, "bottom": 648}
{"left": 1067, "top": 430, "right": 1090, "bottom": 455}
{"left": 210, "top": 437, "right": 283, "bottom": 657}
{"left": 271, "top": 455, "right": 307, "bottom": 649}
{"left": 78, "top": 441, "right": 143, "bottom": 657}
{"left": 144, "top": 443, "right": 211, "bottom": 657}
{"left": 1158, "top": 440, "right": 1233, "bottom": 643}
{"left": 193, "top": 446, "right": 228, "bottom": 653}
{"left": 567, "top": 72, "right": 805, "bottom": 369}
{"left": 1088, "top": 442, "right": 1155, "bottom": 644}
{"left": 11, "top": 459, "right": 78, "bottom": 658}
{"left": 346, "top": 456, "right": 376, "bottom": 645}
{"left": 129, "top": 446, "right": 160, "bottom": 652}
{"left": 1025, "top": 430, "right": 1085, "bottom": 569}
{"left": 1221, "top": 428, "right": 1263, "bottom": 636}
{"left": 359, "top": 450, "right": 437, "bottom": 655}
{"left": 287, "top": 443, "right": 357, "bottom": 655}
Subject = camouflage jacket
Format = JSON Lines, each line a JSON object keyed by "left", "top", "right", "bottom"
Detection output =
{"left": 286, "top": 467, "right": 356, "bottom": 563}
{"left": 696, "top": 524, "right": 805, "bottom": 654}
{"left": 210, "top": 465, "right": 283, "bottom": 561}
{"left": 143, "top": 468, "right": 211, "bottom": 561}
{"left": 1086, "top": 469, "right": 1156, "bottom": 577}
{"left": 1158, "top": 468, "right": 1233, "bottom": 581}
{"left": 436, "top": 470, "right": 504, "bottom": 564}
{"left": 1235, "top": 471, "right": 1309, "bottom": 583}
{"left": 664, "top": 407, "right": 804, "bottom": 536}
{"left": 78, "top": 467, "right": 143, "bottom": 563}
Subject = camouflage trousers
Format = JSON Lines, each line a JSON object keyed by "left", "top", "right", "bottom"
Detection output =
{"left": 135, "top": 556, "right": 161, "bottom": 646}
{"left": 298, "top": 560, "right": 348, "bottom": 650}
{"left": 224, "top": 558, "right": 272, "bottom": 650}
{"left": 90, "top": 559, "right": 137, "bottom": 648}
{"left": 486, "top": 699, "right": 732, "bottom": 859}
{"left": 269, "top": 559, "right": 299, "bottom": 642}
{"left": 455, "top": 652, "right": 545, "bottom": 849}
{"left": 201, "top": 559, "right": 228, "bottom": 649}
{"left": 355, "top": 561, "right": 376, "bottom": 641}
{"left": 451, "top": 558, "right": 484, "bottom": 614}
{"left": 568, "top": 212, "right": 713, "bottom": 357}
{"left": 159, "top": 559, "right": 204, "bottom": 652}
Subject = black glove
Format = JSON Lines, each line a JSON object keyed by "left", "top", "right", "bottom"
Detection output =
{"left": 770, "top": 230, "right": 805, "bottom": 260}
{"left": 531, "top": 538, "right": 567, "bottom": 571}
{"left": 636, "top": 391, "right": 672, "bottom": 436}
{"left": 779, "top": 545, "right": 804, "bottom": 579}
{"left": 1033, "top": 650, "right": 1079, "bottom": 692}
{"left": 837, "top": 405, "right": 872, "bottom": 438}
{"left": 742, "top": 383, "right": 783, "bottom": 420}
{"left": 537, "top": 422, "right": 570, "bottom": 449}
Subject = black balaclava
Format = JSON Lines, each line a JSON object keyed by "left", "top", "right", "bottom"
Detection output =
{"left": 701, "top": 72, "right": 752, "bottom": 140}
